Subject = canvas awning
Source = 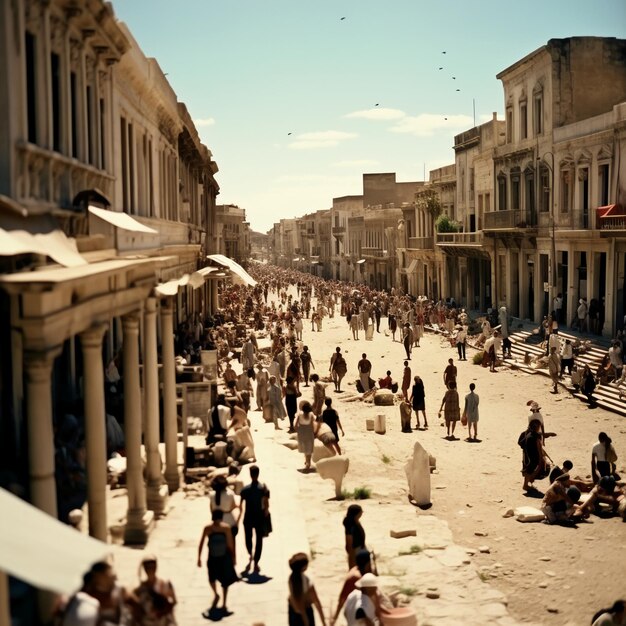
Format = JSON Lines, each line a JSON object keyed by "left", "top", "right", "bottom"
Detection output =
{"left": 596, "top": 204, "right": 625, "bottom": 218}
{"left": 0, "top": 488, "right": 111, "bottom": 595}
{"left": 0, "top": 212, "right": 86, "bottom": 267}
{"left": 404, "top": 259, "right": 418, "bottom": 274}
{"left": 356, "top": 259, "right": 366, "bottom": 264}
{"left": 88, "top": 205, "right": 158, "bottom": 234}
{"left": 154, "top": 269, "right": 216, "bottom": 296}
{"left": 206, "top": 254, "right": 257, "bottom": 287}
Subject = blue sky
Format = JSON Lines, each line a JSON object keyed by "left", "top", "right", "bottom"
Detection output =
{"left": 112, "top": 1, "right": 626, "bottom": 232}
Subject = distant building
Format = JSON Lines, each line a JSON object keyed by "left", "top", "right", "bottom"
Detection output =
{"left": 215, "top": 204, "right": 250, "bottom": 264}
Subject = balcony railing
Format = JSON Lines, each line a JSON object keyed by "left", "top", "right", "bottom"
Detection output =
{"left": 407, "top": 236, "right": 434, "bottom": 250}
{"left": 332, "top": 226, "right": 346, "bottom": 234}
{"left": 361, "top": 247, "right": 388, "bottom": 258}
{"left": 436, "top": 232, "right": 483, "bottom": 245}
{"left": 483, "top": 209, "right": 538, "bottom": 230}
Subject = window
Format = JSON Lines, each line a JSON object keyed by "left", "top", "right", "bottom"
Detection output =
{"left": 533, "top": 95, "right": 543, "bottom": 136}
{"left": 506, "top": 107, "right": 513, "bottom": 143}
{"left": 520, "top": 102, "right": 528, "bottom": 139}
{"left": 497, "top": 175, "right": 507, "bottom": 211}
{"left": 70, "top": 72, "right": 78, "bottom": 158}
{"left": 120, "top": 118, "right": 129, "bottom": 211}
{"left": 524, "top": 170, "right": 535, "bottom": 218}
{"left": 511, "top": 172, "right": 521, "bottom": 211}
{"left": 540, "top": 167, "right": 550, "bottom": 212}
{"left": 485, "top": 193, "right": 490, "bottom": 212}
{"left": 50, "top": 52, "right": 61, "bottom": 152}
{"left": 579, "top": 168, "right": 589, "bottom": 228}
{"left": 86, "top": 85, "right": 94, "bottom": 165}
{"left": 469, "top": 167, "right": 474, "bottom": 192}
{"left": 25, "top": 31, "right": 37, "bottom": 144}
{"left": 560, "top": 169, "right": 571, "bottom": 213}
{"left": 598, "top": 163, "right": 610, "bottom": 206}
{"left": 99, "top": 98, "right": 106, "bottom": 169}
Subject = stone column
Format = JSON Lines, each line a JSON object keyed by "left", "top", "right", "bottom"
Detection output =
{"left": 80, "top": 325, "right": 108, "bottom": 541}
{"left": 122, "top": 314, "right": 154, "bottom": 544}
{"left": 160, "top": 300, "right": 180, "bottom": 491}
{"left": 143, "top": 298, "right": 168, "bottom": 516}
{"left": 210, "top": 280, "right": 219, "bottom": 314}
{"left": 0, "top": 570, "right": 10, "bottom": 626}
{"left": 24, "top": 349, "right": 60, "bottom": 518}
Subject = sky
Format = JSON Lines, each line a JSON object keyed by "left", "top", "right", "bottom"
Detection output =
{"left": 112, "top": 1, "right": 626, "bottom": 233}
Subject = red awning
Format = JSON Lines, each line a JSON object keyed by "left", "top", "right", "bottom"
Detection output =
{"left": 597, "top": 204, "right": 625, "bottom": 218}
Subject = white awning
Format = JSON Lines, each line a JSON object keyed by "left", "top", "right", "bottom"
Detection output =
{"left": 154, "top": 270, "right": 211, "bottom": 296}
{"left": 405, "top": 259, "right": 418, "bottom": 274}
{"left": 0, "top": 213, "right": 87, "bottom": 267}
{"left": 356, "top": 259, "right": 366, "bottom": 264}
{"left": 0, "top": 488, "right": 111, "bottom": 595}
{"left": 207, "top": 254, "right": 257, "bottom": 287}
{"left": 89, "top": 205, "right": 158, "bottom": 234}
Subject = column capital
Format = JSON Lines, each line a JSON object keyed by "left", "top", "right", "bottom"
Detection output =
{"left": 145, "top": 296, "right": 157, "bottom": 311}
{"left": 80, "top": 324, "right": 107, "bottom": 349}
{"left": 24, "top": 347, "right": 62, "bottom": 382}
{"left": 122, "top": 312, "right": 141, "bottom": 334}
{"left": 160, "top": 299, "right": 174, "bottom": 315}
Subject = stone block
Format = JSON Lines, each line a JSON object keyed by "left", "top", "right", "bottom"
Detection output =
{"left": 405, "top": 440, "right": 431, "bottom": 507}
{"left": 514, "top": 506, "right": 545, "bottom": 523}
{"left": 390, "top": 529, "right": 417, "bottom": 539}
{"left": 366, "top": 418, "right": 375, "bottom": 431}
{"left": 374, "top": 413, "right": 386, "bottom": 434}
{"left": 374, "top": 389, "right": 395, "bottom": 406}
{"left": 316, "top": 456, "right": 349, "bottom": 498}
{"left": 312, "top": 441, "right": 335, "bottom": 463}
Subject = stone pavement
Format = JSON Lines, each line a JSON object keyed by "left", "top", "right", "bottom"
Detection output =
{"left": 112, "top": 420, "right": 310, "bottom": 625}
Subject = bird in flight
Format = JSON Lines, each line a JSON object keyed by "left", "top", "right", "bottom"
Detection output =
{"left": 340, "top": 16, "right": 346, "bottom": 20}
{"left": 452, "top": 76, "right": 456, "bottom": 80}
{"left": 456, "top": 89, "right": 460, "bottom": 92}
{"left": 444, "top": 117, "right": 448, "bottom": 120}
{"left": 287, "top": 132, "right": 292, "bottom": 136}
{"left": 439, "top": 67, "right": 443, "bottom": 70}
{"left": 442, "top": 51, "right": 446, "bottom": 54}
{"left": 375, "top": 103, "right": 379, "bottom": 107}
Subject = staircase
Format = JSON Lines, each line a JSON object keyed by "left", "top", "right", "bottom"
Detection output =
{"left": 506, "top": 329, "right": 626, "bottom": 417}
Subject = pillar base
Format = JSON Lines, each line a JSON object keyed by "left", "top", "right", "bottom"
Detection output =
{"left": 123, "top": 510, "right": 155, "bottom": 545}
{"left": 165, "top": 468, "right": 181, "bottom": 493}
{"left": 147, "top": 483, "right": 170, "bottom": 518}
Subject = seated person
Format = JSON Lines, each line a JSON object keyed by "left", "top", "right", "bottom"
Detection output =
{"left": 378, "top": 371, "right": 393, "bottom": 390}
{"left": 206, "top": 395, "right": 231, "bottom": 444}
{"left": 224, "top": 380, "right": 244, "bottom": 410}
{"left": 575, "top": 476, "right": 626, "bottom": 519}
{"left": 541, "top": 474, "right": 580, "bottom": 524}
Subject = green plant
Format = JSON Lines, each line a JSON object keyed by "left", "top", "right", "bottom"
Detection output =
{"left": 381, "top": 454, "right": 391, "bottom": 465}
{"left": 435, "top": 214, "right": 461, "bottom": 233}
{"left": 415, "top": 187, "right": 442, "bottom": 218}
{"left": 472, "top": 351, "right": 484, "bottom": 365}
{"left": 352, "top": 486, "right": 372, "bottom": 500}
{"left": 398, "top": 544, "right": 423, "bottom": 556}
{"left": 339, "top": 489, "right": 351, "bottom": 501}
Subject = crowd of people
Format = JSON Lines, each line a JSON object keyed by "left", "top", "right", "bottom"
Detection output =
{"left": 53, "top": 262, "right": 624, "bottom": 625}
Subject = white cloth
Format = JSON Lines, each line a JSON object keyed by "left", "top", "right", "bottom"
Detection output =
{"left": 548, "top": 334, "right": 561, "bottom": 351}
{"left": 61, "top": 592, "right": 100, "bottom": 626}
{"left": 609, "top": 346, "right": 622, "bottom": 368}
{"left": 528, "top": 411, "right": 544, "bottom": 426}
{"left": 344, "top": 589, "right": 377, "bottom": 626}
{"left": 592, "top": 441, "right": 609, "bottom": 462}
{"left": 561, "top": 343, "right": 573, "bottom": 359}
{"left": 210, "top": 490, "right": 237, "bottom": 527}
{"left": 208, "top": 405, "right": 231, "bottom": 431}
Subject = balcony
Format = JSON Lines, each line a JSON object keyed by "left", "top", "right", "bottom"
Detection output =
{"left": 436, "top": 232, "right": 483, "bottom": 245}
{"left": 361, "top": 247, "right": 388, "bottom": 258}
{"left": 407, "top": 236, "right": 434, "bottom": 250}
{"left": 332, "top": 225, "right": 346, "bottom": 237}
{"left": 483, "top": 209, "right": 537, "bottom": 231}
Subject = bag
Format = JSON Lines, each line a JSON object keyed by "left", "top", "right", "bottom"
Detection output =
{"left": 461, "top": 412, "right": 468, "bottom": 427}
{"left": 263, "top": 512, "right": 273, "bottom": 537}
{"left": 517, "top": 430, "right": 528, "bottom": 448}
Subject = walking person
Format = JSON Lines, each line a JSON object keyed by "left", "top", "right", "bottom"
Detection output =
{"left": 197, "top": 510, "right": 238, "bottom": 617}
{"left": 455, "top": 324, "right": 467, "bottom": 361}
{"left": 133, "top": 556, "right": 177, "bottom": 625}
{"left": 332, "top": 352, "right": 348, "bottom": 393}
{"left": 287, "top": 553, "right": 327, "bottom": 626}
{"left": 438, "top": 381, "right": 460, "bottom": 440}
{"left": 592, "top": 431, "right": 619, "bottom": 483}
{"left": 443, "top": 358, "right": 457, "bottom": 389}
{"left": 255, "top": 363, "right": 269, "bottom": 412}
{"left": 350, "top": 313, "right": 359, "bottom": 340}
{"left": 401, "top": 361, "right": 411, "bottom": 402}
{"left": 285, "top": 375, "right": 300, "bottom": 433}
{"left": 357, "top": 353, "right": 372, "bottom": 393}
{"left": 210, "top": 475, "right": 240, "bottom": 540}
{"left": 311, "top": 373, "right": 326, "bottom": 417}
{"left": 409, "top": 375, "right": 428, "bottom": 429}
{"left": 463, "top": 383, "right": 480, "bottom": 442}
{"left": 238, "top": 465, "right": 270, "bottom": 575}
{"left": 402, "top": 323, "right": 413, "bottom": 360}
{"left": 548, "top": 346, "right": 561, "bottom": 393}
{"left": 343, "top": 505, "right": 367, "bottom": 569}
{"left": 267, "top": 375, "right": 287, "bottom": 429}
{"left": 321, "top": 398, "right": 345, "bottom": 454}
{"left": 300, "top": 346, "right": 314, "bottom": 387}
{"left": 295, "top": 401, "right": 316, "bottom": 471}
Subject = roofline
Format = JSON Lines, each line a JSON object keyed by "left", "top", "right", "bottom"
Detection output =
{"left": 496, "top": 44, "right": 548, "bottom": 80}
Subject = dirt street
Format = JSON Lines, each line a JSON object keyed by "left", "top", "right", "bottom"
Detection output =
{"left": 287, "top": 296, "right": 626, "bottom": 626}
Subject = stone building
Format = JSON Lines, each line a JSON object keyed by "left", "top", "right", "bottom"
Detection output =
{"left": 215, "top": 204, "right": 250, "bottom": 264}
{"left": 0, "top": 1, "right": 230, "bottom": 619}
